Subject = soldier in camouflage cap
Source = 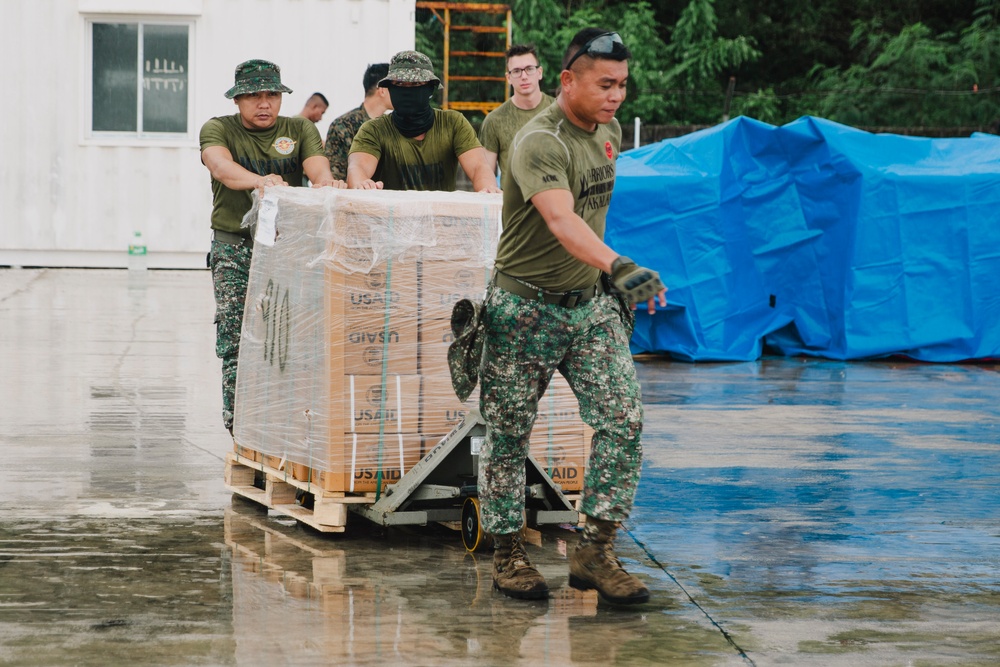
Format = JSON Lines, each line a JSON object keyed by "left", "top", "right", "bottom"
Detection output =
{"left": 347, "top": 50, "right": 499, "bottom": 191}
{"left": 202, "top": 59, "right": 343, "bottom": 438}
{"left": 225, "top": 59, "right": 293, "bottom": 99}
{"left": 377, "top": 50, "right": 442, "bottom": 88}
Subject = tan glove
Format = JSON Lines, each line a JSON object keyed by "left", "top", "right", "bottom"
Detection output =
{"left": 610, "top": 256, "right": 665, "bottom": 305}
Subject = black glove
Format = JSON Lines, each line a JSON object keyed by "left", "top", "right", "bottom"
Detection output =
{"left": 610, "top": 256, "right": 664, "bottom": 305}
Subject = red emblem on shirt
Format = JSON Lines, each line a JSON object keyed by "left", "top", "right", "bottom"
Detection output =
{"left": 605, "top": 141, "right": 613, "bottom": 159}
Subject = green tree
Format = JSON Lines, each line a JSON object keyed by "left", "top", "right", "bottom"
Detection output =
{"left": 416, "top": 0, "right": 999, "bottom": 132}
{"left": 509, "top": 1, "right": 673, "bottom": 124}
{"left": 662, "top": 0, "right": 761, "bottom": 123}
{"left": 810, "top": 1, "right": 1000, "bottom": 128}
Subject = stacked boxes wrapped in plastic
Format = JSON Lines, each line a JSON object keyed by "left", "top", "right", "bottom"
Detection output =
{"left": 233, "top": 188, "right": 591, "bottom": 494}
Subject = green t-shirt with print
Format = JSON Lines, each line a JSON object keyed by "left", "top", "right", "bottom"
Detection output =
{"left": 349, "top": 109, "right": 480, "bottom": 191}
{"left": 199, "top": 114, "right": 324, "bottom": 234}
{"left": 496, "top": 102, "right": 621, "bottom": 292}
{"left": 479, "top": 93, "right": 554, "bottom": 192}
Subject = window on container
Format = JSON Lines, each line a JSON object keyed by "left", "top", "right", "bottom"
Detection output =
{"left": 92, "top": 22, "right": 189, "bottom": 135}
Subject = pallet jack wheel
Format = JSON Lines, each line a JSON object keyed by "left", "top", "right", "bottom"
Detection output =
{"left": 461, "top": 497, "right": 490, "bottom": 552}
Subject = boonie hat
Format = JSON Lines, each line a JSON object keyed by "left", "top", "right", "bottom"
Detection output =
{"left": 378, "top": 50, "right": 443, "bottom": 88}
{"left": 225, "top": 59, "right": 293, "bottom": 99}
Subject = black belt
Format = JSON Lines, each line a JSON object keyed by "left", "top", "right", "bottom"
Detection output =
{"left": 213, "top": 229, "right": 254, "bottom": 248}
{"left": 492, "top": 271, "right": 603, "bottom": 308}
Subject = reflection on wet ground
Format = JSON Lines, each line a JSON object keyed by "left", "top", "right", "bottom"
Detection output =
{"left": 634, "top": 359, "right": 1000, "bottom": 665}
{"left": 1, "top": 269, "right": 998, "bottom": 666}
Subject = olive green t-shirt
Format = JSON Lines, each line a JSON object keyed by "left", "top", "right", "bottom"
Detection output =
{"left": 479, "top": 93, "right": 554, "bottom": 192}
{"left": 349, "top": 109, "right": 481, "bottom": 191}
{"left": 496, "top": 102, "right": 621, "bottom": 292}
{"left": 199, "top": 114, "right": 324, "bottom": 234}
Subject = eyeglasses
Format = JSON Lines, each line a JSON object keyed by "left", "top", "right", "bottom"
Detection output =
{"left": 564, "top": 32, "right": 626, "bottom": 71}
{"left": 507, "top": 65, "right": 539, "bottom": 78}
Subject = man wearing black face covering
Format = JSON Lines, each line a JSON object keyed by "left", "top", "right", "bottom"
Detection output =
{"left": 347, "top": 50, "right": 500, "bottom": 192}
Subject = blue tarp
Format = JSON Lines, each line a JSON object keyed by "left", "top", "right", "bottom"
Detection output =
{"left": 606, "top": 116, "right": 1000, "bottom": 361}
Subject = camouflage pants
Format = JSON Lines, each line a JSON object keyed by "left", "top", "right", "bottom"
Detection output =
{"left": 478, "top": 287, "right": 644, "bottom": 535}
{"left": 210, "top": 240, "right": 252, "bottom": 431}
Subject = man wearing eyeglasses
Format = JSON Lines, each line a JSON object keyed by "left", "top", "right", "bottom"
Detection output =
{"left": 479, "top": 43, "right": 555, "bottom": 191}
{"left": 478, "top": 28, "right": 666, "bottom": 605}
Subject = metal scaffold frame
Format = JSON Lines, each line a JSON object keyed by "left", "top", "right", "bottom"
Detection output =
{"left": 416, "top": 1, "right": 512, "bottom": 114}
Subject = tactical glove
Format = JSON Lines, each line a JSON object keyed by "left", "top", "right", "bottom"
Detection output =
{"left": 610, "top": 256, "right": 664, "bottom": 305}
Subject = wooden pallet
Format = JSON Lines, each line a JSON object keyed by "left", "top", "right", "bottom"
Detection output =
{"left": 224, "top": 452, "right": 376, "bottom": 533}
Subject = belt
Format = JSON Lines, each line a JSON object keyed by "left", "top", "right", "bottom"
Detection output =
{"left": 492, "top": 270, "right": 603, "bottom": 308}
{"left": 213, "top": 229, "right": 254, "bottom": 248}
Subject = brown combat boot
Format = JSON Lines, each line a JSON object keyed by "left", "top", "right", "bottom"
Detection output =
{"left": 569, "top": 517, "right": 650, "bottom": 605}
{"left": 492, "top": 532, "right": 549, "bottom": 600}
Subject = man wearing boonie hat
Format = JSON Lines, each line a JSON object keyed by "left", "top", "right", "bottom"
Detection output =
{"left": 346, "top": 50, "right": 499, "bottom": 192}
{"left": 199, "top": 58, "right": 346, "bottom": 436}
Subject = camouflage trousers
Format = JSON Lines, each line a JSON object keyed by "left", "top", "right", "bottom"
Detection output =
{"left": 478, "top": 287, "right": 644, "bottom": 535}
{"left": 210, "top": 240, "right": 252, "bottom": 431}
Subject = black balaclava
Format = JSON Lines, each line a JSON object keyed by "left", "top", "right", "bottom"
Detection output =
{"left": 387, "top": 83, "right": 436, "bottom": 137}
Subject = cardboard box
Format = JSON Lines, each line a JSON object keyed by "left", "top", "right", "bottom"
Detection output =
{"left": 341, "top": 316, "right": 419, "bottom": 375}
{"left": 418, "top": 316, "right": 453, "bottom": 376}
{"left": 234, "top": 443, "right": 261, "bottom": 462}
{"left": 317, "top": 432, "right": 423, "bottom": 493}
{"left": 537, "top": 374, "right": 583, "bottom": 425}
{"left": 345, "top": 374, "right": 421, "bottom": 433}
{"left": 330, "top": 195, "right": 435, "bottom": 266}
{"left": 327, "top": 247, "right": 420, "bottom": 376}
{"left": 529, "top": 423, "right": 588, "bottom": 492}
{"left": 421, "top": 373, "right": 478, "bottom": 435}
{"left": 422, "top": 209, "right": 501, "bottom": 263}
{"left": 419, "top": 260, "right": 491, "bottom": 320}
{"left": 339, "top": 259, "right": 418, "bottom": 325}
{"left": 234, "top": 189, "right": 503, "bottom": 481}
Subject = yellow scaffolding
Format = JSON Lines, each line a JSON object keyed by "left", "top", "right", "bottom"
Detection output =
{"left": 416, "top": 2, "right": 512, "bottom": 114}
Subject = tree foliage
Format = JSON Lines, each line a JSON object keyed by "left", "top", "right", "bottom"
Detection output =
{"left": 809, "top": 2, "right": 1000, "bottom": 128}
{"left": 415, "top": 0, "right": 1000, "bottom": 130}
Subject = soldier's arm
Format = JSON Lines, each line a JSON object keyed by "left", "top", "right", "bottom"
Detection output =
{"left": 479, "top": 113, "right": 499, "bottom": 175}
{"left": 347, "top": 152, "right": 382, "bottom": 190}
{"left": 201, "top": 146, "right": 286, "bottom": 191}
{"left": 303, "top": 156, "right": 345, "bottom": 188}
{"left": 531, "top": 189, "right": 665, "bottom": 313}
{"left": 531, "top": 189, "right": 616, "bottom": 272}
{"left": 458, "top": 147, "right": 501, "bottom": 193}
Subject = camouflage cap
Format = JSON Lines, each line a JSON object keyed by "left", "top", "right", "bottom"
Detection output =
{"left": 224, "top": 59, "right": 293, "bottom": 99}
{"left": 378, "top": 50, "right": 442, "bottom": 88}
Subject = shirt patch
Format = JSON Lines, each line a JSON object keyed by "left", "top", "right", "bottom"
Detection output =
{"left": 605, "top": 141, "right": 613, "bottom": 160}
{"left": 274, "top": 137, "right": 296, "bottom": 155}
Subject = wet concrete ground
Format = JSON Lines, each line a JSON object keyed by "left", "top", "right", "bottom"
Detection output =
{"left": 1, "top": 268, "right": 998, "bottom": 666}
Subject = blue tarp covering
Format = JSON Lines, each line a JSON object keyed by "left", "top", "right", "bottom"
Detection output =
{"left": 607, "top": 116, "right": 1000, "bottom": 361}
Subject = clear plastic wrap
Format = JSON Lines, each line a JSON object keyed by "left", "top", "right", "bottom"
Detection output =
{"left": 232, "top": 187, "right": 590, "bottom": 494}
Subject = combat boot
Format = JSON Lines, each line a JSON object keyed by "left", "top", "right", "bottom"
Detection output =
{"left": 492, "top": 531, "right": 549, "bottom": 600}
{"left": 569, "top": 517, "right": 650, "bottom": 605}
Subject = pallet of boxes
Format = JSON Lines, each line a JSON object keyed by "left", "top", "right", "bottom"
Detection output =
{"left": 223, "top": 188, "right": 593, "bottom": 534}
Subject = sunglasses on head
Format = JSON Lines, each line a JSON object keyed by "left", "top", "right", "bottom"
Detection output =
{"left": 564, "top": 32, "right": 626, "bottom": 71}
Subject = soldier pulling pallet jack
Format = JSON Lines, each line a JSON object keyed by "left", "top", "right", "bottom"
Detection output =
{"left": 451, "top": 28, "right": 667, "bottom": 605}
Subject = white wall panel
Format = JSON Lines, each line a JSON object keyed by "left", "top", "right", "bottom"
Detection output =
{"left": 0, "top": 0, "right": 415, "bottom": 268}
